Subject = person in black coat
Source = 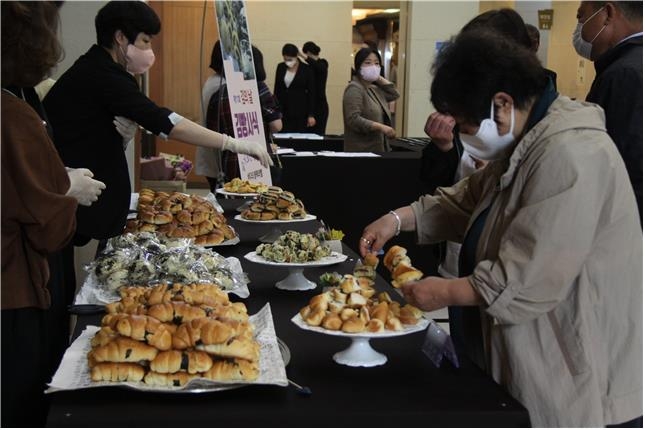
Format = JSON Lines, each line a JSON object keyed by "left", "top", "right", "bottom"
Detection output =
{"left": 44, "top": 1, "right": 271, "bottom": 247}
{"left": 574, "top": 1, "right": 642, "bottom": 224}
{"left": 526, "top": 23, "right": 558, "bottom": 90}
{"left": 274, "top": 43, "right": 316, "bottom": 133}
{"left": 303, "top": 41, "right": 328, "bottom": 135}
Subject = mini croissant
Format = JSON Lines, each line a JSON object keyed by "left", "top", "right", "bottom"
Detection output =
{"left": 90, "top": 363, "right": 145, "bottom": 382}
{"left": 150, "top": 350, "right": 213, "bottom": 374}
{"left": 91, "top": 337, "right": 158, "bottom": 363}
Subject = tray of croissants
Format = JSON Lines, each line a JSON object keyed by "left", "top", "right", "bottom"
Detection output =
{"left": 125, "top": 188, "right": 238, "bottom": 247}
{"left": 291, "top": 251, "right": 428, "bottom": 337}
{"left": 48, "top": 283, "right": 288, "bottom": 393}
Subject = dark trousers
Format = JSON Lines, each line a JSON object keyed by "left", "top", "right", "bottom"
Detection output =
{"left": 2, "top": 305, "right": 58, "bottom": 427}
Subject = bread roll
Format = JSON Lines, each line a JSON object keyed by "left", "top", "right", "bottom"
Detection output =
{"left": 91, "top": 337, "right": 158, "bottom": 363}
{"left": 304, "top": 308, "right": 325, "bottom": 326}
{"left": 196, "top": 219, "right": 214, "bottom": 235}
{"left": 144, "top": 371, "right": 199, "bottom": 387}
{"left": 242, "top": 210, "right": 261, "bottom": 220}
{"left": 195, "top": 337, "right": 260, "bottom": 362}
{"left": 392, "top": 269, "right": 423, "bottom": 288}
{"left": 384, "top": 245, "right": 407, "bottom": 271}
{"left": 150, "top": 350, "right": 213, "bottom": 374}
{"left": 339, "top": 308, "right": 357, "bottom": 321}
{"left": 91, "top": 363, "right": 145, "bottom": 382}
{"left": 138, "top": 222, "right": 157, "bottom": 233}
{"left": 385, "top": 317, "right": 403, "bottom": 331}
{"left": 321, "top": 313, "right": 343, "bottom": 330}
{"left": 370, "top": 301, "right": 389, "bottom": 323}
{"left": 221, "top": 225, "right": 236, "bottom": 240}
{"left": 364, "top": 253, "right": 379, "bottom": 268}
{"left": 341, "top": 316, "right": 366, "bottom": 333}
{"left": 176, "top": 209, "right": 192, "bottom": 224}
{"left": 192, "top": 210, "right": 209, "bottom": 225}
{"left": 366, "top": 319, "right": 385, "bottom": 333}
{"left": 202, "top": 358, "right": 259, "bottom": 382}
{"left": 392, "top": 262, "right": 417, "bottom": 279}
{"left": 195, "top": 230, "right": 225, "bottom": 246}
{"left": 347, "top": 292, "right": 367, "bottom": 308}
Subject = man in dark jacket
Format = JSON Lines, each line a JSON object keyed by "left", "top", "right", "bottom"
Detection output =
{"left": 575, "top": 1, "right": 642, "bottom": 223}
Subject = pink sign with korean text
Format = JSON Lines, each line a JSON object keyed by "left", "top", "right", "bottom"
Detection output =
{"left": 214, "top": 0, "right": 271, "bottom": 185}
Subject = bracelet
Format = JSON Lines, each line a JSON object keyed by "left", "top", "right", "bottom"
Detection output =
{"left": 389, "top": 210, "right": 401, "bottom": 236}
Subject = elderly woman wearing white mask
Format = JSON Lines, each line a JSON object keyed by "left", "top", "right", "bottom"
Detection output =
{"left": 359, "top": 28, "right": 642, "bottom": 427}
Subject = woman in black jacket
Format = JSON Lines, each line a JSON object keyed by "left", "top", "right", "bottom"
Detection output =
{"left": 303, "top": 41, "right": 328, "bottom": 135}
{"left": 274, "top": 43, "right": 316, "bottom": 133}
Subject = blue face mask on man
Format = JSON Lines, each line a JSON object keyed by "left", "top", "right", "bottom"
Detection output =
{"left": 459, "top": 100, "right": 516, "bottom": 161}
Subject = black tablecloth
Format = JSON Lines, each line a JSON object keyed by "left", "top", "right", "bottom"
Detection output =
{"left": 47, "top": 198, "right": 529, "bottom": 427}
{"left": 279, "top": 151, "right": 440, "bottom": 279}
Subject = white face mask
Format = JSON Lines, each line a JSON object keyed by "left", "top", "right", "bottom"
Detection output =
{"left": 572, "top": 6, "right": 607, "bottom": 60}
{"left": 459, "top": 100, "right": 516, "bottom": 161}
{"left": 360, "top": 64, "right": 380, "bottom": 82}
{"left": 284, "top": 59, "right": 297, "bottom": 68}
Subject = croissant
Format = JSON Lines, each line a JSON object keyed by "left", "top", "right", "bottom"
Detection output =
{"left": 91, "top": 326, "right": 119, "bottom": 348}
{"left": 172, "top": 319, "right": 205, "bottom": 350}
{"left": 91, "top": 337, "right": 158, "bottom": 363}
{"left": 198, "top": 319, "right": 234, "bottom": 345}
{"left": 202, "top": 302, "right": 248, "bottom": 323}
{"left": 145, "top": 284, "right": 175, "bottom": 305}
{"left": 196, "top": 337, "right": 260, "bottom": 362}
{"left": 148, "top": 301, "right": 207, "bottom": 324}
{"left": 90, "top": 363, "right": 145, "bottom": 382}
{"left": 202, "top": 358, "right": 259, "bottom": 382}
{"left": 177, "top": 283, "right": 229, "bottom": 307}
{"left": 144, "top": 371, "right": 199, "bottom": 387}
{"left": 150, "top": 350, "right": 213, "bottom": 374}
{"left": 105, "top": 297, "right": 147, "bottom": 315}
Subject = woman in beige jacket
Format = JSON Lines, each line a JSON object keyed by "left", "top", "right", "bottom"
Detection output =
{"left": 359, "top": 30, "right": 642, "bottom": 427}
{"left": 342, "top": 47, "right": 399, "bottom": 152}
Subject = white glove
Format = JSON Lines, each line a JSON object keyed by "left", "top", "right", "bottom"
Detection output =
{"left": 66, "top": 168, "right": 106, "bottom": 207}
{"left": 222, "top": 135, "right": 273, "bottom": 168}
{"left": 113, "top": 116, "right": 137, "bottom": 150}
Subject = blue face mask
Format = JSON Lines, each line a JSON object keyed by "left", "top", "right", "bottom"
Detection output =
{"left": 459, "top": 100, "right": 515, "bottom": 161}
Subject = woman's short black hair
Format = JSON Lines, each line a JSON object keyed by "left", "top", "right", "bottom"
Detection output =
{"left": 302, "top": 41, "right": 320, "bottom": 55}
{"left": 431, "top": 29, "right": 546, "bottom": 125}
{"left": 461, "top": 8, "right": 532, "bottom": 49}
{"left": 95, "top": 1, "right": 161, "bottom": 48}
{"left": 209, "top": 40, "right": 223, "bottom": 74}
{"left": 281, "top": 43, "right": 298, "bottom": 57}
{"left": 252, "top": 45, "right": 266, "bottom": 82}
{"left": 353, "top": 47, "right": 381, "bottom": 72}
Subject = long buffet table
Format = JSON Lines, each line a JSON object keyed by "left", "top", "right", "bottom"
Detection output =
{"left": 47, "top": 197, "right": 529, "bottom": 427}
